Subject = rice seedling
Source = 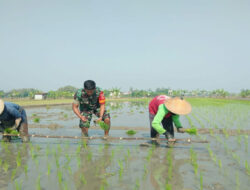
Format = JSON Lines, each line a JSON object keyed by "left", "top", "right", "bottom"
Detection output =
{"left": 63, "top": 114, "right": 68, "bottom": 119}
{"left": 65, "top": 154, "right": 71, "bottom": 165}
{"left": 237, "top": 135, "right": 242, "bottom": 145}
{"left": 77, "top": 156, "right": 81, "bottom": 167}
{"left": 67, "top": 166, "right": 72, "bottom": 175}
{"left": 245, "top": 160, "right": 250, "bottom": 175}
{"left": 146, "top": 147, "right": 154, "bottom": 162}
{"left": 82, "top": 140, "right": 88, "bottom": 149}
{"left": 63, "top": 181, "right": 69, "bottom": 190}
{"left": 143, "top": 163, "right": 148, "bottom": 178}
{"left": 3, "top": 161, "right": 9, "bottom": 172}
{"left": 236, "top": 172, "right": 240, "bottom": 190}
{"left": 46, "top": 146, "right": 50, "bottom": 157}
{"left": 0, "top": 158, "right": 2, "bottom": 167}
{"left": 24, "top": 164, "right": 28, "bottom": 176}
{"left": 99, "top": 144, "right": 104, "bottom": 152}
{"left": 15, "top": 180, "right": 22, "bottom": 190}
{"left": 32, "top": 113, "right": 37, "bottom": 117}
{"left": 118, "top": 160, "right": 124, "bottom": 177}
{"left": 47, "top": 163, "right": 51, "bottom": 176}
{"left": 165, "top": 184, "right": 172, "bottom": 190}
{"left": 4, "top": 128, "right": 19, "bottom": 135}
{"left": 111, "top": 149, "right": 115, "bottom": 160}
{"left": 33, "top": 117, "right": 40, "bottom": 123}
{"left": 57, "top": 170, "right": 63, "bottom": 184}
{"left": 189, "top": 147, "right": 198, "bottom": 176}
{"left": 11, "top": 169, "right": 17, "bottom": 180}
{"left": 222, "top": 128, "right": 229, "bottom": 138}
{"left": 185, "top": 128, "right": 197, "bottom": 135}
{"left": 87, "top": 151, "right": 92, "bottom": 161}
{"left": 126, "top": 130, "right": 137, "bottom": 135}
{"left": 55, "top": 157, "right": 60, "bottom": 168}
{"left": 244, "top": 135, "right": 248, "bottom": 152}
{"left": 209, "top": 129, "right": 214, "bottom": 137}
{"left": 218, "top": 159, "right": 222, "bottom": 169}
{"left": 200, "top": 172, "right": 203, "bottom": 190}
{"left": 134, "top": 179, "right": 140, "bottom": 190}
{"left": 16, "top": 151, "right": 21, "bottom": 167}
{"left": 215, "top": 135, "right": 223, "bottom": 144}
{"left": 96, "top": 121, "right": 110, "bottom": 131}
{"left": 231, "top": 152, "right": 240, "bottom": 164}
{"left": 57, "top": 144, "right": 62, "bottom": 155}
{"left": 36, "top": 175, "right": 41, "bottom": 190}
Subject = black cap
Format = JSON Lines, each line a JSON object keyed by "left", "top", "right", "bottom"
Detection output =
{"left": 84, "top": 80, "right": 96, "bottom": 90}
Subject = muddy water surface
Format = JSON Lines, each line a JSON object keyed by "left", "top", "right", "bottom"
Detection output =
{"left": 0, "top": 100, "right": 250, "bottom": 190}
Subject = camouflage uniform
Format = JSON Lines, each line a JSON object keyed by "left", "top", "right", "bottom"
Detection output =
{"left": 74, "top": 87, "right": 110, "bottom": 128}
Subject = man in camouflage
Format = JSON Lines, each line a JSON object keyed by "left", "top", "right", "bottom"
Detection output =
{"left": 72, "top": 80, "right": 111, "bottom": 136}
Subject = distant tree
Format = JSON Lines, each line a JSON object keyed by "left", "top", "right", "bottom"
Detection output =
{"left": 0, "top": 90, "right": 4, "bottom": 98}
{"left": 57, "top": 85, "right": 78, "bottom": 93}
{"left": 103, "top": 89, "right": 111, "bottom": 97}
{"left": 212, "top": 89, "right": 229, "bottom": 97}
{"left": 240, "top": 89, "right": 250, "bottom": 98}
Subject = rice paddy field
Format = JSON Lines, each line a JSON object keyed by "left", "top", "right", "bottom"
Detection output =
{"left": 0, "top": 98, "right": 249, "bottom": 190}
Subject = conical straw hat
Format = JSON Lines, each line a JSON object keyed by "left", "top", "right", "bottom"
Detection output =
{"left": 164, "top": 97, "right": 192, "bottom": 115}
{"left": 0, "top": 99, "right": 4, "bottom": 114}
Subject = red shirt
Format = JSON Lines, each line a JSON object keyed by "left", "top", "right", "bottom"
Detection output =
{"left": 149, "top": 95, "right": 171, "bottom": 117}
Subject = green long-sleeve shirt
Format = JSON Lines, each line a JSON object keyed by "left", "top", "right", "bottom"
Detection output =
{"left": 152, "top": 104, "right": 182, "bottom": 134}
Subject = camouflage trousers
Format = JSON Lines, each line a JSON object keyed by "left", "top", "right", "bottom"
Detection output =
{"left": 79, "top": 108, "right": 110, "bottom": 128}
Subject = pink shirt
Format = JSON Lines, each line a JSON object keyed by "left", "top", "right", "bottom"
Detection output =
{"left": 149, "top": 95, "right": 171, "bottom": 115}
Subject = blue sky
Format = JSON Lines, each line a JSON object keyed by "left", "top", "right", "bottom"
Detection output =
{"left": 0, "top": 0, "right": 249, "bottom": 92}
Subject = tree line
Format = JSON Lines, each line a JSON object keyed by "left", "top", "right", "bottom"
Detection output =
{"left": 0, "top": 86, "right": 249, "bottom": 99}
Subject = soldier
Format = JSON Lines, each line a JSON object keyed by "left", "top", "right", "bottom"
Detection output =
{"left": 149, "top": 95, "right": 191, "bottom": 143}
{"left": 0, "top": 99, "right": 29, "bottom": 142}
{"left": 72, "top": 80, "right": 111, "bottom": 137}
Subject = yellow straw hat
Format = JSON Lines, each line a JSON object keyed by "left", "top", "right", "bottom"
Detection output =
{"left": 0, "top": 99, "right": 4, "bottom": 115}
{"left": 164, "top": 97, "right": 192, "bottom": 115}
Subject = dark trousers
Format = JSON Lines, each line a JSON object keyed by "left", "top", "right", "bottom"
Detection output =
{"left": 149, "top": 113, "right": 174, "bottom": 138}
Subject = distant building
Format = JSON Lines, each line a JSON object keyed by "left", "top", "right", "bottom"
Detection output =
{"left": 34, "top": 93, "right": 47, "bottom": 100}
{"left": 168, "top": 89, "right": 173, "bottom": 96}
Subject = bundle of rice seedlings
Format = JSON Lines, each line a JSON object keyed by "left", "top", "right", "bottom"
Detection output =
{"left": 185, "top": 128, "right": 197, "bottom": 135}
{"left": 4, "top": 128, "right": 19, "bottom": 135}
{"left": 97, "top": 121, "right": 109, "bottom": 131}
{"left": 126, "top": 130, "right": 136, "bottom": 135}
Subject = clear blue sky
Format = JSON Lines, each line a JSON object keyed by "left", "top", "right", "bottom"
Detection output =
{"left": 0, "top": 0, "right": 249, "bottom": 93}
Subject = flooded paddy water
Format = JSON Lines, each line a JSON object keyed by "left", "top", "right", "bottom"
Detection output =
{"left": 0, "top": 99, "right": 250, "bottom": 190}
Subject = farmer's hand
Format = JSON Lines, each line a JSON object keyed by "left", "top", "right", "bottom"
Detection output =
{"left": 177, "top": 127, "right": 185, "bottom": 133}
{"left": 96, "top": 117, "right": 103, "bottom": 122}
{"left": 80, "top": 116, "right": 87, "bottom": 122}
{"left": 10, "top": 124, "right": 18, "bottom": 130}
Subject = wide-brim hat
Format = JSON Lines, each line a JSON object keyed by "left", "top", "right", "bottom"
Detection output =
{"left": 164, "top": 97, "right": 192, "bottom": 115}
{"left": 0, "top": 99, "right": 4, "bottom": 115}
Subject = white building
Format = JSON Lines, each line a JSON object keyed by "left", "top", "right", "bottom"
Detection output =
{"left": 34, "top": 93, "right": 47, "bottom": 100}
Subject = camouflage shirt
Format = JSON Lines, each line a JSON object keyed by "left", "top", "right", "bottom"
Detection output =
{"left": 73, "top": 87, "right": 105, "bottom": 112}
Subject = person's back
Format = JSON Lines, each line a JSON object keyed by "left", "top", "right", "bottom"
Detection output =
{"left": 0, "top": 102, "right": 22, "bottom": 122}
{"left": 0, "top": 99, "right": 29, "bottom": 142}
{"left": 149, "top": 95, "right": 171, "bottom": 115}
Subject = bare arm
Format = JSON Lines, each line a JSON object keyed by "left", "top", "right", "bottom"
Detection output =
{"left": 72, "top": 103, "right": 87, "bottom": 122}
{"left": 98, "top": 104, "right": 105, "bottom": 120}
{"left": 10, "top": 118, "right": 22, "bottom": 130}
